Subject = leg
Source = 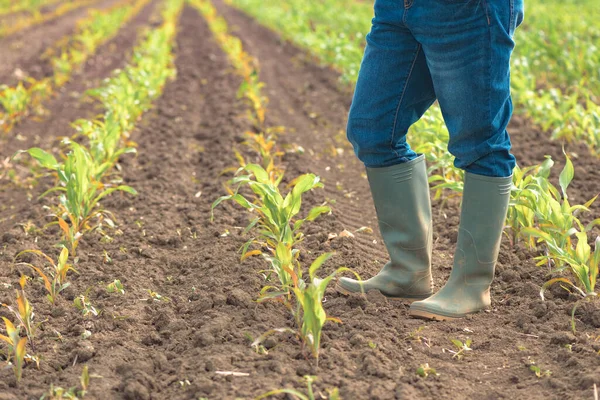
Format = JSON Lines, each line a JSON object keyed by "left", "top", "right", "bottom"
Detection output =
{"left": 409, "top": 0, "right": 522, "bottom": 177}
{"left": 407, "top": 0, "right": 523, "bottom": 319}
{"left": 347, "top": 0, "right": 436, "bottom": 168}
{"left": 339, "top": 0, "right": 437, "bottom": 299}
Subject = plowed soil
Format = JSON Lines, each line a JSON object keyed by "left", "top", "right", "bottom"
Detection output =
{"left": 0, "top": 0, "right": 120, "bottom": 83}
{"left": 0, "top": 3, "right": 599, "bottom": 400}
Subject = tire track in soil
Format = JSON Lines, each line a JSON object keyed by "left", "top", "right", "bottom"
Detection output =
{"left": 0, "top": 0, "right": 121, "bottom": 82}
{"left": 0, "top": 0, "right": 159, "bottom": 232}
{"left": 208, "top": 1, "right": 600, "bottom": 398}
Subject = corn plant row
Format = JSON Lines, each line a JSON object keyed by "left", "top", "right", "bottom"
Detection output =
{"left": 0, "top": 0, "right": 150, "bottom": 133}
{"left": 1, "top": 0, "right": 184, "bottom": 383}
{"left": 19, "top": 0, "right": 182, "bottom": 259}
{"left": 0, "top": 0, "right": 101, "bottom": 38}
{"left": 226, "top": 0, "right": 599, "bottom": 320}
{"left": 191, "top": 0, "right": 353, "bottom": 361}
{"left": 0, "top": 0, "right": 62, "bottom": 17}
{"left": 186, "top": 0, "right": 287, "bottom": 182}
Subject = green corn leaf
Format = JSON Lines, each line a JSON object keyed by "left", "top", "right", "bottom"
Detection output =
{"left": 521, "top": 227, "right": 554, "bottom": 243}
{"left": 20, "top": 148, "right": 60, "bottom": 170}
{"left": 58, "top": 247, "right": 69, "bottom": 268}
{"left": 582, "top": 194, "right": 598, "bottom": 209}
{"left": 538, "top": 157, "right": 554, "bottom": 178}
{"left": 242, "top": 217, "right": 260, "bottom": 235}
{"left": 585, "top": 218, "right": 600, "bottom": 232}
{"left": 308, "top": 252, "right": 334, "bottom": 280}
{"left": 306, "top": 205, "right": 331, "bottom": 221}
{"left": 558, "top": 152, "right": 574, "bottom": 199}
{"left": 230, "top": 193, "right": 254, "bottom": 210}
{"left": 243, "top": 163, "right": 269, "bottom": 184}
{"left": 540, "top": 277, "right": 582, "bottom": 300}
{"left": 575, "top": 232, "right": 591, "bottom": 263}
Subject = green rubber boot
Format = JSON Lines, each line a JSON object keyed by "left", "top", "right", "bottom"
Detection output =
{"left": 409, "top": 172, "right": 512, "bottom": 320}
{"left": 337, "top": 155, "right": 433, "bottom": 300}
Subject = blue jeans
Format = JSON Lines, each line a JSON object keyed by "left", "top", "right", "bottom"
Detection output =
{"left": 347, "top": 0, "right": 524, "bottom": 177}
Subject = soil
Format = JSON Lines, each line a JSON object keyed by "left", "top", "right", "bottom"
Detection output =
{"left": 0, "top": 0, "right": 120, "bottom": 84}
{"left": 0, "top": 0, "right": 159, "bottom": 232}
{"left": 0, "top": 3, "right": 599, "bottom": 400}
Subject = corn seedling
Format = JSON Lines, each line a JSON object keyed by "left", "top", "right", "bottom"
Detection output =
{"left": 529, "top": 363, "right": 552, "bottom": 378}
{"left": 16, "top": 247, "right": 77, "bottom": 305}
{"left": 74, "top": 294, "right": 99, "bottom": 317}
{"left": 18, "top": 144, "right": 137, "bottom": 256}
{"left": 212, "top": 164, "right": 330, "bottom": 289}
{"left": 146, "top": 289, "right": 170, "bottom": 302}
{"left": 517, "top": 154, "right": 599, "bottom": 305}
{"left": 0, "top": 79, "right": 51, "bottom": 132}
{"left": 416, "top": 363, "right": 439, "bottom": 378}
{"left": 448, "top": 338, "right": 472, "bottom": 360}
{"left": 0, "top": 317, "right": 27, "bottom": 382}
{"left": 41, "top": 364, "right": 91, "bottom": 399}
{"left": 506, "top": 157, "right": 555, "bottom": 247}
{"left": 1, "top": 276, "right": 36, "bottom": 350}
{"left": 255, "top": 375, "right": 340, "bottom": 400}
{"left": 258, "top": 253, "right": 359, "bottom": 361}
{"left": 106, "top": 279, "right": 125, "bottom": 294}
{"left": 233, "top": 126, "right": 286, "bottom": 181}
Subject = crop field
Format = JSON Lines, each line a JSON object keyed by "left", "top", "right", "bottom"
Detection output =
{"left": 0, "top": 0, "right": 599, "bottom": 398}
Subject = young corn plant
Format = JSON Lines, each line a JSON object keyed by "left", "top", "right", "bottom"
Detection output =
{"left": 41, "top": 364, "right": 91, "bottom": 399}
{"left": 232, "top": 125, "right": 286, "bottom": 182}
{"left": 254, "top": 253, "right": 359, "bottom": 361}
{"left": 515, "top": 154, "right": 599, "bottom": 330}
{"left": 74, "top": 294, "right": 100, "bottom": 317}
{"left": 0, "top": 317, "right": 27, "bottom": 382}
{"left": 2, "top": 276, "right": 36, "bottom": 350}
{"left": 212, "top": 164, "right": 330, "bottom": 289}
{"left": 19, "top": 144, "right": 137, "bottom": 256}
{"left": 0, "top": 79, "right": 51, "bottom": 132}
{"left": 506, "top": 157, "right": 555, "bottom": 247}
{"left": 288, "top": 253, "right": 357, "bottom": 361}
{"left": 16, "top": 247, "right": 77, "bottom": 305}
{"left": 520, "top": 155, "right": 599, "bottom": 297}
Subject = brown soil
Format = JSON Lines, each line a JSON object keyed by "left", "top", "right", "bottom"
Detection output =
{"left": 0, "top": 2, "right": 599, "bottom": 400}
{"left": 0, "top": 0, "right": 120, "bottom": 84}
{"left": 0, "top": 0, "right": 158, "bottom": 231}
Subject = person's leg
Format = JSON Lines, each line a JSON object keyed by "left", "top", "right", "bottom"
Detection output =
{"left": 408, "top": 0, "right": 522, "bottom": 177}
{"left": 407, "top": 0, "right": 524, "bottom": 319}
{"left": 346, "top": 0, "right": 436, "bottom": 168}
{"left": 339, "top": 0, "right": 437, "bottom": 299}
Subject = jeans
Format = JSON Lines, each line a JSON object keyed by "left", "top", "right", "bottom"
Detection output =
{"left": 347, "top": 0, "right": 524, "bottom": 177}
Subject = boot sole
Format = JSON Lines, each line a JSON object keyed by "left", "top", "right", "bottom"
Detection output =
{"left": 409, "top": 308, "right": 461, "bottom": 321}
{"left": 336, "top": 282, "right": 431, "bottom": 302}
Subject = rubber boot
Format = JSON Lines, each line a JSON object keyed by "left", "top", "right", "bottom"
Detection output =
{"left": 337, "top": 155, "right": 433, "bottom": 300}
{"left": 409, "top": 172, "right": 512, "bottom": 320}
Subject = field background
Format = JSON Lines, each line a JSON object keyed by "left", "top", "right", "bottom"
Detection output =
{"left": 0, "top": 0, "right": 599, "bottom": 399}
